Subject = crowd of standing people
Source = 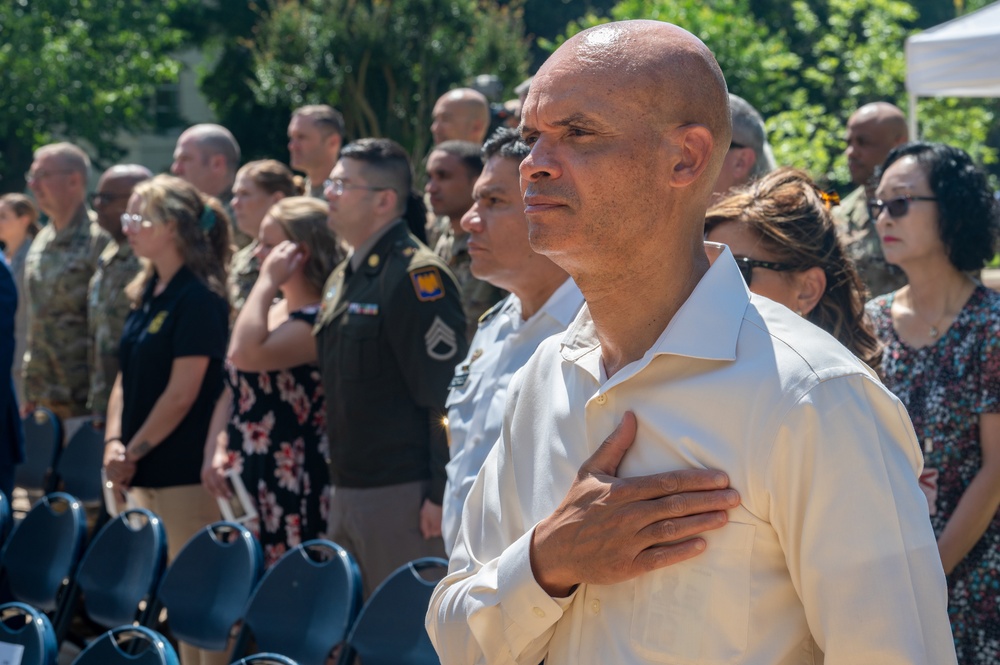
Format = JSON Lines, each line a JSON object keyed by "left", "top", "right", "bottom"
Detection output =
{"left": 1, "top": 17, "right": 998, "bottom": 664}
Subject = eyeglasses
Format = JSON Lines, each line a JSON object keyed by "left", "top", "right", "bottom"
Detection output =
{"left": 25, "top": 169, "right": 73, "bottom": 184}
{"left": 867, "top": 195, "right": 937, "bottom": 220}
{"left": 323, "top": 178, "right": 390, "bottom": 197}
{"left": 120, "top": 213, "right": 154, "bottom": 233}
{"left": 734, "top": 256, "right": 796, "bottom": 287}
{"left": 90, "top": 192, "right": 131, "bottom": 207}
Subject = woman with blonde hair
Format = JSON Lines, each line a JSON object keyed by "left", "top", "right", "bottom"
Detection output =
{"left": 229, "top": 159, "right": 304, "bottom": 310}
{"left": 0, "top": 194, "right": 40, "bottom": 403}
{"left": 705, "top": 167, "right": 881, "bottom": 369}
{"left": 203, "top": 196, "right": 344, "bottom": 565}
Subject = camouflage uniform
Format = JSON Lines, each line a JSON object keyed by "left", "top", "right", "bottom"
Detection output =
{"left": 833, "top": 186, "right": 907, "bottom": 300}
{"left": 227, "top": 241, "right": 259, "bottom": 312}
{"left": 434, "top": 229, "right": 506, "bottom": 341}
{"left": 23, "top": 206, "right": 110, "bottom": 420}
{"left": 304, "top": 176, "right": 326, "bottom": 200}
{"left": 87, "top": 239, "right": 142, "bottom": 418}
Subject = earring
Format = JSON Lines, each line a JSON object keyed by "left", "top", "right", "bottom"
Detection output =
{"left": 796, "top": 309, "right": 803, "bottom": 316}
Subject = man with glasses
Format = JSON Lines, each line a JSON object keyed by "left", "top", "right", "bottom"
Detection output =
{"left": 833, "top": 101, "right": 909, "bottom": 298}
{"left": 711, "top": 93, "right": 775, "bottom": 201}
{"left": 428, "top": 20, "right": 955, "bottom": 664}
{"left": 87, "top": 164, "right": 152, "bottom": 428}
{"left": 315, "top": 138, "right": 467, "bottom": 597}
{"left": 23, "top": 142, "right": 110, "bottom": 437}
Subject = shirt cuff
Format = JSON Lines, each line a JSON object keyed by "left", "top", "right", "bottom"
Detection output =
{"left": 496, "top": 525, "right": 578, "bottom": 651}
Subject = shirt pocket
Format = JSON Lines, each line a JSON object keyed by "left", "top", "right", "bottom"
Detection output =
{"left": 630, "top": 521, "right": 755, "bottom": 664}
{"left": 340, "top": 317, "right": 381, "bottom": 381}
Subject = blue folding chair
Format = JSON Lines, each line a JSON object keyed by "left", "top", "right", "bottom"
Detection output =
{"left": 0, "top": 602, "right": 58, "bottom": 665}
{"left": 71, "top": 625, "right": 178, "bottom": 665}
{"left": 54, "top": 508, "right": 167, "bottom": 642}
{"left": 0, "top": 492, "right": 86, "bottom": 612}
{"left": 231, "top": 540, "right": 362, "bottom": 665}
{"left": 145, "top": 522, "right": 262, "bottom": 653}
{"left": 15, "top": 407, "right": 62, "bottom": 494}
{"left": 0, "top": 489, "right": 11, "bottom": 548}
{"left": 52, "top": 420, "right": 105, "bottom": 503}
{"left": 340, "top": 557, "right": 448, "bottom": 665}
{"left": 231, "top": 655, "right": 300, "bottom": 665}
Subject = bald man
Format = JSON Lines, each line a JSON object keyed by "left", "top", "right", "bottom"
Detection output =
{"left": 88, "top": 164, "right": 152, "bottom": 423}
{"left": 834, "top": 102, "right": 909, "bottom": 297}
{"left": 430, "top": 88, "right": 490, "bottom": 145}
{"left": 427, "top": 20, "right": 955, "bottom": 664}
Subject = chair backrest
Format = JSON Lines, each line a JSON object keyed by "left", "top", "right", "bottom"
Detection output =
{"left": 235, "top": 540, "right": 362, "bottom": 665}
{"left": 53, "top": 421, "right": 104, "bottom": 503}
{"left": 0, "top": 492, "right": 86, "bottom": 612}
{"left": 71, "top": 625, "right": 179, "bottom": 665}
{"left": 55, "top": 509, "right": 167, "bottom": 640}
{"left": 231, "top": 654, "right": 300, "bottom": 665}
{"left": 0, "top": 602, "right": 58, "bottom": 665}
{"left": 15, "top": 408, "right": 62, "bottom": 492}
{"left": 341, "top": 557, "right": 448, "bottom": 665}
{"left": 0, "top": 490, "right": 11, "bottom": 548}
{"left": 148, "top": 522, "right": 261, "bottom": 650}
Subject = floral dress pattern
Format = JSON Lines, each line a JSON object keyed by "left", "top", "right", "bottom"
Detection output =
{"left": 869, "top": 286, "right": 1000, "bottom": 664}
{"left": 226, "top": 307, "right": 330, "bottom": 566}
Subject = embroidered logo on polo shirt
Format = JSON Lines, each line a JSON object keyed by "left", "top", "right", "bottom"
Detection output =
{"left": 410, "top": 267, "right": 445, "bottom": 302}
{"left": 148, "top": 311, "right": 168, "bottom": 334}
{"left": 425, "top": 316, "right": 458, "bottom": 361}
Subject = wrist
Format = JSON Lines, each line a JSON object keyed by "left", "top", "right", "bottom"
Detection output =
{"left": 105, "top": 436, "right": 123, "bottom": 446}
{"left": 530, "top": 521, "right": 576, "bottom": 598}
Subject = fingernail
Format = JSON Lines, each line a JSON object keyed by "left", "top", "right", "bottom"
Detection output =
{"left": 725, "top": 490, "right": 739, "bottom": 504}
{"left": 693, "top": 539, "right": 706, "bottom": 551}
{"left": 713, "top": 472, "right": 727, "bottom": 488}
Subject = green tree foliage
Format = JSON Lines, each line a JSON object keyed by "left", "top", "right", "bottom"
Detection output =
{"left": 247, "top": 0, "right": 530, "bottom": 162}
{"left": 0, "top": 0, "right": 196, "bottom": 193}
{"left": 555, "top": 0, "right": 997, "bottom": 187}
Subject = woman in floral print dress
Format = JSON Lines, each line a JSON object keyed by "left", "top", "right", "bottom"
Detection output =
{"left": 203, "top": 197, "right": 344, "bottom": 566}
{"left": 866, "top": 142, "right": 1000, "bottom": 664}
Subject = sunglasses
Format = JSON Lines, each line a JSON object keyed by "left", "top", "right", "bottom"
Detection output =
{"left": 735, "top": 256, "right": 796, "bottom": 287}
{"left": 867, "top": 195, "right": 937, "bottom": 220}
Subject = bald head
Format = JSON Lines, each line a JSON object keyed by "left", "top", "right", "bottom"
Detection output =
{"left": 171, "top": 123, "right": 241, "bottom": 197}
{"left": 431, "top": 88, "right": 490, "bottom": 145}
{"left": 845, "top": 102, "right": 909, "bottom": 186}
{"left": 518, "top": 20, "right": 730, "bottom": 273}
{"left": 94, "top": 164, "right": 153, "bottom": 239}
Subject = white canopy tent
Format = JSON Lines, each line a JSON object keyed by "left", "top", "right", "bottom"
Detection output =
{"left": 904, "top": 1, "right": 1000, "bottom": 138}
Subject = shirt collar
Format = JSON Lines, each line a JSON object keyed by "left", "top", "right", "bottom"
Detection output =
{"left": 349, "top": 219, "right": 403, "bottom": 272}
{"left": 560, "top": 243, "right": 749, "bottom": 366}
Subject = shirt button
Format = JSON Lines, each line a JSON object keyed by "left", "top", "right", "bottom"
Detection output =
{"left": 595, "top": 394, "right": 607, "bottom": 405}
{"left": 591, "top": 599, "right": 601, "bottom": 614}
{"left": 533, "top": 607, "right": 545, "bottom": 618}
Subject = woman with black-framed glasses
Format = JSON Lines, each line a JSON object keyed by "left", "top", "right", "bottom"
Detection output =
{"left": 866, "top": 142, "right": 1000, "bottom": 665}
{"left": 705, "top": 167, "right": 881, "bottom": 370}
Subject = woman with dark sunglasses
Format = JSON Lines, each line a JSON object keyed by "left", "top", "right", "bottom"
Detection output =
{"left": 865, "top": 142, "right": 1000, "bottom": 665}
{"left": 705, "top": 167, "right": 881, "bottom": 370}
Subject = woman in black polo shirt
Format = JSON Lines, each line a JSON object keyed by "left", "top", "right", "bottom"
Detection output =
{"left": 103, "top": 174, "right": 231, "bottom": 570}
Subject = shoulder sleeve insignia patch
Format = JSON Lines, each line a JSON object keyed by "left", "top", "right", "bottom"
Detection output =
{"left": 410, "top": 266, "right": 445, "bottom": 302}
{"left": 425, "top": 315, "right": 458, "bottom": 361}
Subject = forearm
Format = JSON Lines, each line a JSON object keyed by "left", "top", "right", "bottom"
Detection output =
{"left": 104, "top": 374, "right": 124, "bottom": 441}
{"left": 228, "top": 275, "right": 280, "bottom": 368}
{"left": 936, "top": 460, "right": 1000, "bottom": 574}
{"left": 124, "top": 388, "right": 198, "bottom": 462}
{"left": 203, "top": 388, "right": 232, "bottom": 467}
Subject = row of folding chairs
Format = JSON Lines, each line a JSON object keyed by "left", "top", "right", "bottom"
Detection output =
{"left": 0, "top": 605, "right": 299, "bottom": 665}
{"left": 16, "top": 408, "right": 104, "bottom": 504}
{"left": 0, "top": 492, "right": 446, "bottom": 665}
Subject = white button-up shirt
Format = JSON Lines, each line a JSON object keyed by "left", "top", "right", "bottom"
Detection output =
{"left": 427, "top": 245, "right": 955, "bottom": 664}
{"left": 443, "top": 278, "right": 585, "bottom": 554}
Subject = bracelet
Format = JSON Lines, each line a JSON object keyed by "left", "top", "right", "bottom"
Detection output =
{"left": 105, "top": 436, "right": 123, "bottom": 446}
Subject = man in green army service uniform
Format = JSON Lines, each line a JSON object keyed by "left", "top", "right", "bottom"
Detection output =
{"left": 87, "top": 164, "right": 151, "bottom": 425}
{"left": 23, "top": 142, "right": 111, "bottom": 430}
{"left": 832, "top": 102, "right": 909, "bottom": 298}
{"left": 315, "top": 138, "right": 468, "bottom": 597}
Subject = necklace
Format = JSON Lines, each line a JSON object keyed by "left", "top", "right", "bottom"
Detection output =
{"left": 911, "top": 276, "right": 973, "bottom": 340}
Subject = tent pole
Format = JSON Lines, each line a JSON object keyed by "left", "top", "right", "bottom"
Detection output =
{"left": 908, "top": 92, "right": 919, "bottom": 140}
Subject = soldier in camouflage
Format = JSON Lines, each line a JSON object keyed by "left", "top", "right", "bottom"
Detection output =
{"left": 832, "top": 102, "right": 909, "bottom": 298}
{"left": 87, "top": 165, "right": 151, "bottom": 424}
{"left": 425, "top": 141, "right": 505, "bottom": 340}
{"left": 23, "top": 142, "right": 111, "bottom": 424}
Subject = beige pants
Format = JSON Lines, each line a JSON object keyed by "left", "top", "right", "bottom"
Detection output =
{"left": 129, "top": 484, "right": 230, "bottom": 665}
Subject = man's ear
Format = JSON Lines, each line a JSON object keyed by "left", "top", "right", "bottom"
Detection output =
{"left": 210, "top": 154, "right": 227, "bottom": 175}
{"left": 667, "top": 124, "right": 714, "bottom": 188}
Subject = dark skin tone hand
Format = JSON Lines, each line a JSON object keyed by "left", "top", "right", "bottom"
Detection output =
{"left": 530, "top": 411, "right": 740, "bottom": 597}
